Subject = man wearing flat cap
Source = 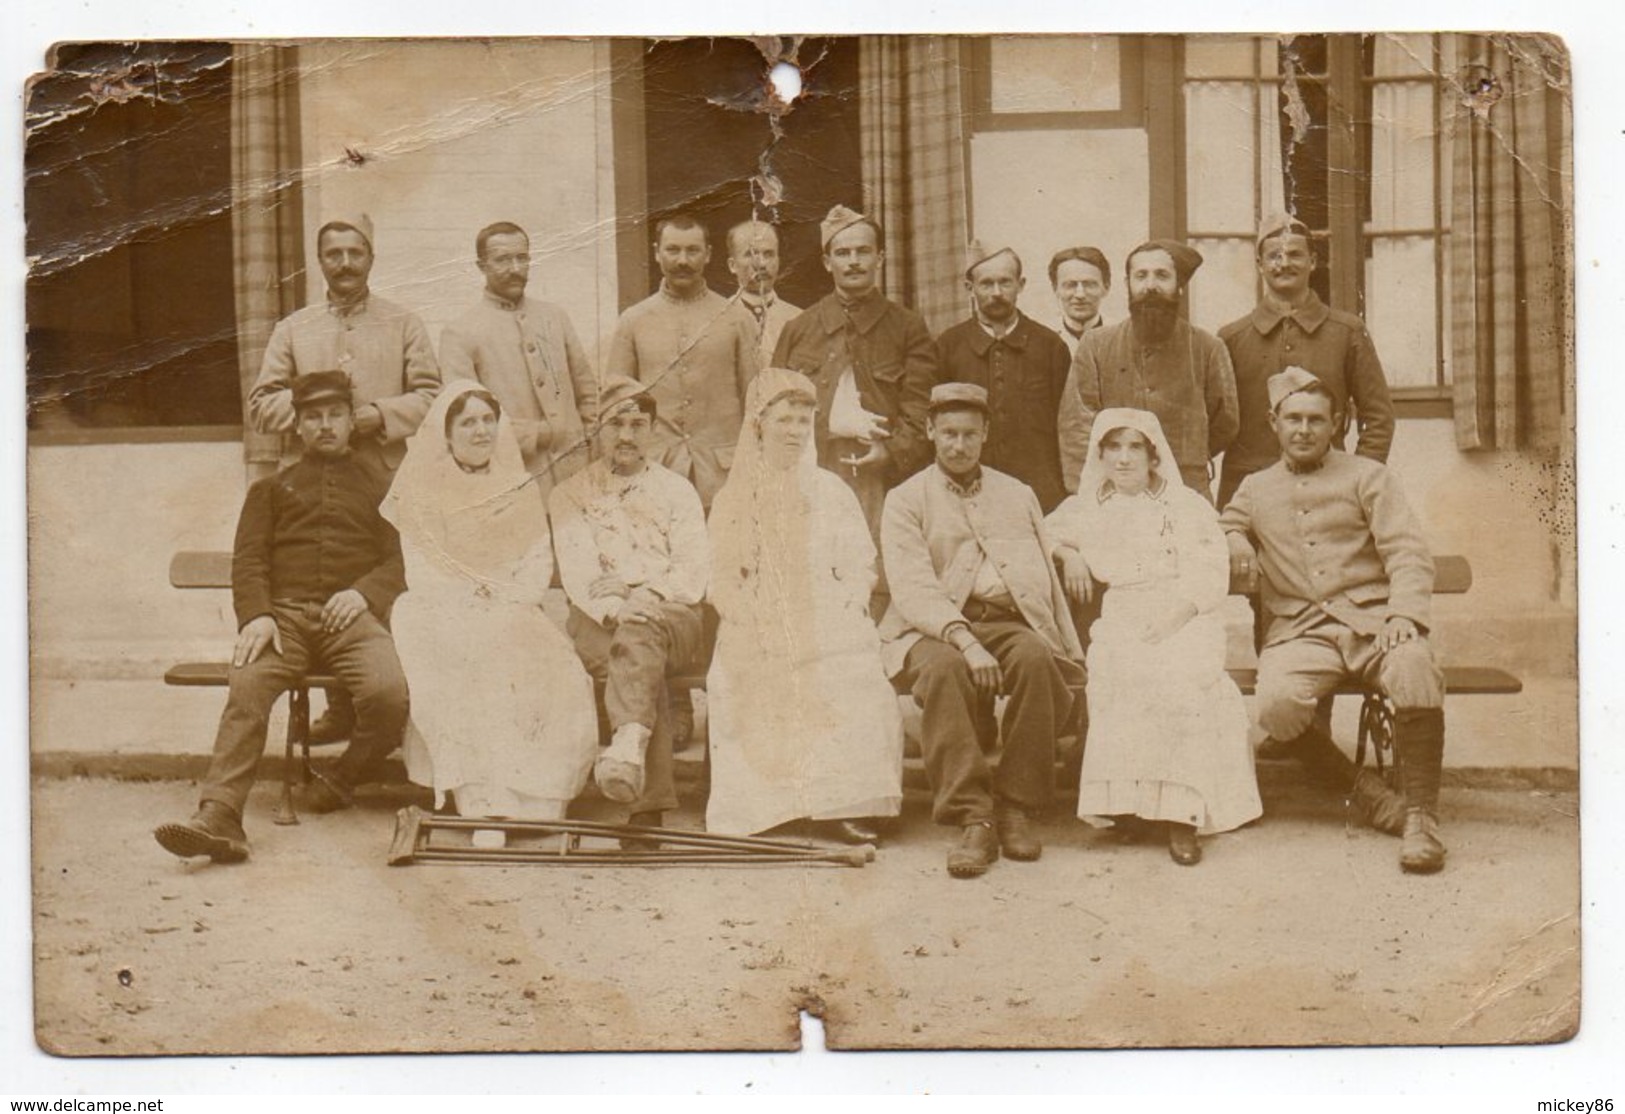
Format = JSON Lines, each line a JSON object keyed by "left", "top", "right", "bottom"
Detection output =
{"left": 154, "top": 372, "right": 411, "bottom": 865}
{"left": 604, "top": 213, "right": 759, "bottom": 510}
{"left": 1057, "top": 239, "right": 1239, "bottom": 499}
{"left": 879, "top": 382, "right": 1084, "bottom": 879}
{"left": 1215, "top": 214, "right": 1395, "bottom": 509}
{"left": 935, "top": 243, "right": 1073, "bottom": 513}
{"left": 549, "top": 376, "right": 710, "bottom": 835}
{"left": 1219, "top": 367, "right": 1446, "bottom": 875}
{"left": 772, "top": 204, "right": 937, "bottom": 542}
{"left": 248, "top": 213, "right": 442, "bottom": 476}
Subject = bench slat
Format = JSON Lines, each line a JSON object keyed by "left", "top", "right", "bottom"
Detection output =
{"left": 170, "top": 551, "right": 233, "bottom": 589}
{"left": 165, "top": 662, "right": 342, "bottom": 689}
{"left": 1225, "top": 665, "right": 1520, "bottom": 697}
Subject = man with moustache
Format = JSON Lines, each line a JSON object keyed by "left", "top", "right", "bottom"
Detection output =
{"left": 604, "top": 214, "right": 758, "bottom": 510}
{"left": 153, "top": 372, "right": 411, "bottom": 864}
{"left": 438, "top": 221, "right": 599, "bottom": 496}
{"left": 773, "top": 204, "right": 936, "bottom": 540}
{"left": 549, "top": 376, "right": 710, "bottom": 835}
{"left": 726, "top": 219, "right": 801, "bottom": 368}
{"left": 1056, "top": 240, "right": 1239, "bottom": 499}
{"left": 880, "top": 383, "right": 1084, "bottom": 878}
{"left": 935, "top": 243, "right": 1073, "bottom": 512}
{"left": 1049, "top": 245, "right": 1112, "bottom": 357}
{"left": 247, "top": 213, "right": 439, "bottom": 745}
{"left": 248, "top": 213, "right": 441, "bottom": 476}
{"left": 1220, "top": 367, "right": 1442, "bottom": 874}
{"left": 1216, "top": 215, "right": 1395, "bottom": 508}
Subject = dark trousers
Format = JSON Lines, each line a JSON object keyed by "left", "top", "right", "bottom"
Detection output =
{"left": 899, "top": 621, "right": 1074, "bottom": 827}
{"left": 567, "top": 602, "right": 706, "bottom": 814}
{"left": 200, "top": 601, "right": 409, "bottom": 815}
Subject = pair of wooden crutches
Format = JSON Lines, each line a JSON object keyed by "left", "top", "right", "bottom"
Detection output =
{"left": 387, "top": 806, "right": 875, "bottom": 868}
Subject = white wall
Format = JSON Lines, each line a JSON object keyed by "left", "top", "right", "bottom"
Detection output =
{"left": 29, "top": 443, "right": 247, "bottom": 678}
{"left": 968, "top": 128, "right": 1149, "bottom": 329}
{"left": 296, "top": 39, "right": 623, "bottom": 358}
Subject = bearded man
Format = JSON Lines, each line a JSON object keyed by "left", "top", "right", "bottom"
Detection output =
{"left": 1056, "top": 239, "right": 1238, "bottom": 499}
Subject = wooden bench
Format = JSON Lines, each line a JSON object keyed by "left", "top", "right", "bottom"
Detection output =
{"left": 1223, "top": 554, "right": 1523, "bottom": 773}
{"left": 168, "top": 548, "right": 1521, "bottom": 811}
{"left": 165, "top": 551, "right": 342, "bottom": 826}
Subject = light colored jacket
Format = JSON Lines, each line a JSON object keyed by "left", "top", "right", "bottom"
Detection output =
{"left": 877, "top": 464, "right": 1083, "bottom": 677}
{"left": 247, "top": 294, "right": 442, "bottom": 469}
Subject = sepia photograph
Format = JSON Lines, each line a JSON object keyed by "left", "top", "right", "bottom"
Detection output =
{"left": 12, "top": 11, "right": 1598, "bottom": 1082}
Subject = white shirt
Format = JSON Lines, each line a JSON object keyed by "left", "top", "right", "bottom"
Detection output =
{"left": 547, "top": 458, "right": 710, "bottom": 626}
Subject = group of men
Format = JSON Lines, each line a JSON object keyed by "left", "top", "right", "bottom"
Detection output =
{"left": 154, "top": 199, "right": 1449, "bottom": 882}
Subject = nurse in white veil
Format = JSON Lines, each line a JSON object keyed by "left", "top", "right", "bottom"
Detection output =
{"left": 1048, "top": 407, "right": 1261, "bottom": 865}
{"left": 383, "top": 380, "right": 597, "bottom": 845}
{"left": 704, "top": 367, "right": 904, "bottom": 839}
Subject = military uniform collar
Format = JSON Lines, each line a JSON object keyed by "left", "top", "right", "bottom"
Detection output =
{"left": 970, "top": 311, "right": 1029, "bottom": 353}
{"left": 659, "top": 279, "right": 712, "bottom": 305}
{"left": 1251, "top": 290, "right": 1330, "bottom": 336}
{"left": 325, "top": 291, "right": 371, "bottom": 318}
{"left": 818, "top": 287, "right": 889, "bottom": 335}
{"left": 937, "top": 464, "right": 985, "bottom": 498}
{"left": 483, "top": 289, "right": 525, "bottom": 312}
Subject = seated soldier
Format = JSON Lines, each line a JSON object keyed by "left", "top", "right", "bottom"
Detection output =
{"left": 154, "top": 371, "right": 411, "bottom": 864}
{"left": 879, "top": 382, "right": 1085, "bottom": 879}
{"left": 548, "top": 375, "right": 710, "bottom": 832}
{"left": 1219, "top": 366, "right": 1446, "bottom": 874}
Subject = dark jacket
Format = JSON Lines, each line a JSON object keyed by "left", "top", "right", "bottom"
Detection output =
{"left": 1217, "top": 292, "right": 1394, "bottom": 503}
{"left": 772, "top": 288, "right": 937, "bottom": 486}
{"left": 232, "top": 451, "right": 406, "bottom": 628}
{"left": 935, "top": 313, "right": 1072, "bottom": 512}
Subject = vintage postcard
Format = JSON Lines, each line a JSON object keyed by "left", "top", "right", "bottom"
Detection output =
{"left": 24, "top": 33, "right": 1577, "bottom": 1056}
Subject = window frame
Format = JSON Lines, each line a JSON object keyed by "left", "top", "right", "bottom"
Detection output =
{"left": 965, "top": 36, "right": 1146, "bottom": 132}
{"left": 1163, "top": 33, "right": 1456, "bottom": 416}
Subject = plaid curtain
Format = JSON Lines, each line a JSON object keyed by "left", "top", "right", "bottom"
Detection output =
{"left": 230, "top": 43, "right": 306, "bottom": 473}
{"left": 859, "top": 37, "right": 969, "bottom": 337}
{"left": 1448, "top": 35, "right": 1571, "bottom": 452}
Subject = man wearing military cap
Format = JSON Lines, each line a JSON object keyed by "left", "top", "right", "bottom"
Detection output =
{"left": 246, "top": 213, "right": 441, "bottom": 745}
{"left": 549, "top": 375, "right": 710, "bottom": 835}
{"left": 1215, "top": 214, "right": 1395, "bottom": 508}
{"left": 604, "top": 213, "right": 759, "bottom": 510}
{"left": 1057, "top": 238, "right": 1239, "bottom": 499}
{"left": 437, "top": 220, "right": 599, "bottom": 498}
{"left": 247, "top": 213, "right": 442, "bottom": 476}
{"left": 879, "top": 382, "right": 1084, "bottom": 878}
{"left": 154, "top": 371, "right": 411, "bottom": 864}
{"left": 772, "top": 204, "right": 937, "bottom": 542}
{"left": 935, "top": 243, "right": 1074, "bottom": 512}
{"left": 1219, "top": 367, "right": 1446, "bottom": 875}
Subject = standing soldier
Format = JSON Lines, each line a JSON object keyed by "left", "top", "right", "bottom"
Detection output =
{"left": 438, "top": 220, "right": 599, "bottom": 497}
{"left": 772, "top": 204, "right": 937, "bottom": 542}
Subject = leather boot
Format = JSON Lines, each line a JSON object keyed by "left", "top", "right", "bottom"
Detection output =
{"left": 1290, "top": 725, "right": 1359, "bottom": 792}
{"left": 947, "top": 821, "right": 999, "bottom": 878}
{"left": 995, "top": 804, "right": 1042, "bottom": 861}
{"left": 1351, "top": 769, "right": 1407, "bottom": 836}
{"left": 1394, "top": 707, "right": 1447, "bottom": 874}
{"left": 154, "top": 801, "right": 250, "bottom": 864}
{"left": 619, "top": 809, "right": 663, "bottom": 852}
{"left": 309, "top": 692, "right": 355, "bottom": 745}
{"left": 1167, "top": 822, "right": 1202, "bottom": 865}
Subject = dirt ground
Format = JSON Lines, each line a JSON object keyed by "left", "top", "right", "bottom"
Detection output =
{"left": 31, "top": 773, "right": 1579, "bottom": 1055}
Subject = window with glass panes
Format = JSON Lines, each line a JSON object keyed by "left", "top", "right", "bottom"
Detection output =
{"left": 1177, "top": 33, "right": 1455, "bottom": 404}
